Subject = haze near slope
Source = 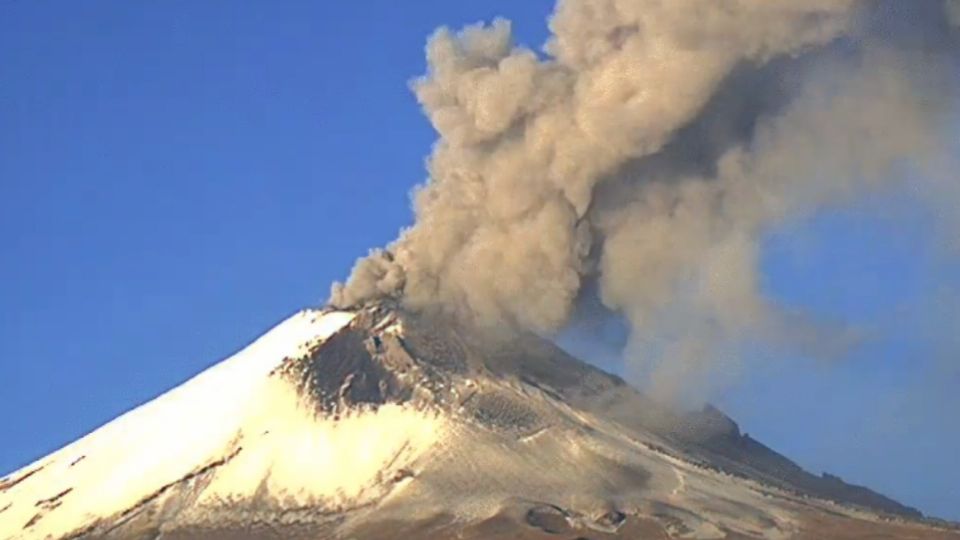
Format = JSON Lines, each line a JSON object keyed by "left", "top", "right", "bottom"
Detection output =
{"left": 331, "top": 0, "right": 960, "bottom": 396}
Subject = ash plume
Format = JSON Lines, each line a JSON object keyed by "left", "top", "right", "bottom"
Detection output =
{"left": 331, "top": 0, "right": 960, "bottom": 397}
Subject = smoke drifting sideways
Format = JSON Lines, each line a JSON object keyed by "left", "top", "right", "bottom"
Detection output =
{"left": 331, "top": 0, "right": 960, "bottom": 401}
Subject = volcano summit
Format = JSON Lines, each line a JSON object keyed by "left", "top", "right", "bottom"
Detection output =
{"left": 0, "top": 304, "right": 955, "bottom": 539}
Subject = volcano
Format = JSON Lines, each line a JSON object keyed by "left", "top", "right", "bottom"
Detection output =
{"left": 0, "top": 303, "right": 956, "bottom": 539}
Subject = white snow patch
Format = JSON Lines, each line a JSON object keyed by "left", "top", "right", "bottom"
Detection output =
{"left": 200, "top": 380, "right": 444, "bottom": 507}
{"left": 671, "top": 466, "right": 687, "bottom": 497}
{"left": 0, "top": 310, "right": 355, "bottom": 540}
{"left": 371, "top": 313, "right": 404, "bottom": 336}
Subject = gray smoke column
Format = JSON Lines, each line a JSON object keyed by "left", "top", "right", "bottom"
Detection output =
{"left": 331, "top": 0, "right": 959, "bottom": 394}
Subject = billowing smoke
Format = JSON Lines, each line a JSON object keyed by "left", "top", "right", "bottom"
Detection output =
{"left": 331, "top": 0, "right": 959, "bottom": 398}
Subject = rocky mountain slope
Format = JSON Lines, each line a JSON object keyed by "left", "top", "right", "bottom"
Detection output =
{"left": 1, "top": 303, "right": 956, "bottom": 539}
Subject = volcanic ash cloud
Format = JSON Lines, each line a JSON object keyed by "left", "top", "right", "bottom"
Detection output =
{"left": 331, "top": 0, "right": 960, "bottom": 394}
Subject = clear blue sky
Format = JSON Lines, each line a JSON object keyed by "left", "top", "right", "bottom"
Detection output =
{"left": 1, "top": 1, "right": 957, "bottom": 521}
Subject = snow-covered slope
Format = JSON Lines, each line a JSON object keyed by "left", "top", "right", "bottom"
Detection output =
{"left": 1, "top": 304, "right": 956, "bottom": 539}
{"left": 0, "top": 310, "right": 412, "bottom": 538}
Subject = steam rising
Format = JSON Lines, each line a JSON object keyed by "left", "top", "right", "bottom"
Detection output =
{"left": 331, "top": 0, "right": 959, "bottom": 396}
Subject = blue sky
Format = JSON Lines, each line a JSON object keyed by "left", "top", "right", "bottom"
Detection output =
{"left": 1, "top": 1, "right": 957, "bottom": 521}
